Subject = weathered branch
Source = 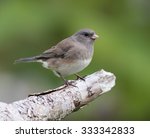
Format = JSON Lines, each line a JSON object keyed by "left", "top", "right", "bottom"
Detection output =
{"left": 0, "top": 70, "right": 116, "bottom": 121}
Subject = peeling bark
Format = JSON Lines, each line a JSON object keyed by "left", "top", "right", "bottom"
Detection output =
{"left": 0, "top": 70, "right": 116, "bottom": 121}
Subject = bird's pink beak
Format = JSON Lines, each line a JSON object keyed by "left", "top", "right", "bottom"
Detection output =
{"left": 91, "top": 34, "right": 99, "bottom": 40}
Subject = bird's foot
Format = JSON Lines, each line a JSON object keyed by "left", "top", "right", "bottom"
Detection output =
{"left": 64, "top": 80, "right": 77, "bottom": 88}
{"left": 75, "top": 74, "right": 85, "bottom": 81}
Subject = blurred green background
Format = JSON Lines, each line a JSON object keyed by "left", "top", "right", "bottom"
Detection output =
{"left": 0, "top": 0, "right": 150, "bottom": 120}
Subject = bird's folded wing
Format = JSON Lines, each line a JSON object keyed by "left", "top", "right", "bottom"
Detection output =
{"left": 36, "top": 38, "right": 75, "bottom": 60}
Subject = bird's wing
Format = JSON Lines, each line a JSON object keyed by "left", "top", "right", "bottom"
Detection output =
{"left": 36, "top": 37, "right": 75, "bottom": 61}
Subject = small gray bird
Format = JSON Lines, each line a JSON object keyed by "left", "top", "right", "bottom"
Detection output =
{"left": 15, "top": 29, "right": 99, "bottom": 86}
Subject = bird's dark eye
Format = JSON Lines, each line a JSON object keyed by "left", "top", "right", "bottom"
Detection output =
{"left": 84, "top": 33, "right": 89, "bottom": 37}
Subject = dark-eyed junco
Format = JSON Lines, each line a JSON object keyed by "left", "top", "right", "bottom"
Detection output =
{"left": 15, "top": 29, "right": 99, "bottom": 86}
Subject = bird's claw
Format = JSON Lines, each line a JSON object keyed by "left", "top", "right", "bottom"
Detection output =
{"left": 75, "top": 74, "right": 85, "bottom": 81}
{"left": 64, "top": 80, "right": 77, "bottom": 88}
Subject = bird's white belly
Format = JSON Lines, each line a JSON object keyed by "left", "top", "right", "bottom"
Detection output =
{"left": 42, "top": 61, "right": 49, "bottom": 69}
{"left": 53, "top": 58, "right": 92, "bottom": 77}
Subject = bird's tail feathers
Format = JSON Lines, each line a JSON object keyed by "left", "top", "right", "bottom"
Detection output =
{"left": 14, "top": 56, "right": 39, "bottom": 64}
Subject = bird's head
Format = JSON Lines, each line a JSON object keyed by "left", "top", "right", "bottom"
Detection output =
{"left": 73, "top": 29, "right": 99, "bottom": 45}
